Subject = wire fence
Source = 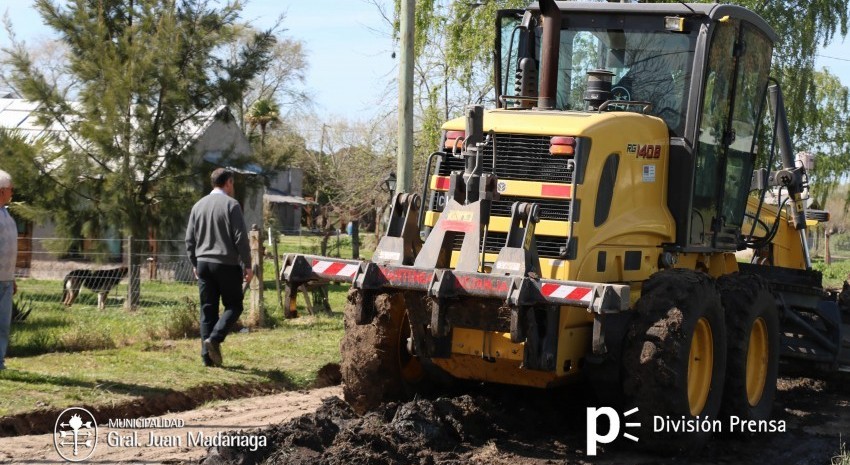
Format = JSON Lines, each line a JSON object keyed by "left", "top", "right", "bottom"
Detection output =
{"left": 15, "top": 238, "right": 205, "bottom": 311}
{"left": 13, "top": 232, "right": 363, "bottom": 313}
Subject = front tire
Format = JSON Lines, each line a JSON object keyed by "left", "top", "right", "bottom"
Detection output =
{"left": 623, "top": 269, "right": 727, "bottom": 452}
{"left": 717, "top": 273, "right": 778, "bottom": 422}
{"left": 340, "top": 290, "right": 424, "bottom": 413}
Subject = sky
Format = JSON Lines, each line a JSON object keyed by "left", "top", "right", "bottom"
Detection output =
{"left": 1, "top": 0, "right": 849, "bottom": 123}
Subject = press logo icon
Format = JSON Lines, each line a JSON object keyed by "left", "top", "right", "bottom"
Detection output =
{"left": 54, "top": 407, "right": 98, "bottom": 462}
{"left": 586, "top": 407, "right": 640, "bottom": 456}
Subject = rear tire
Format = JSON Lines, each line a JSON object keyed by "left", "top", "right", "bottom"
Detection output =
{"left": 623, "top": 269, "right": 726, "bottom": 452}
{"left": 717, "top": 273, "right": 778, "bottom": 422}
{"left": 340, "top": 289, "right": 425, "bottom": 413}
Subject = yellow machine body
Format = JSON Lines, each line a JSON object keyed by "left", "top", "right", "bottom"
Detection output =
{"left": 425, "top": 109, "right": 727, "bottom": 386}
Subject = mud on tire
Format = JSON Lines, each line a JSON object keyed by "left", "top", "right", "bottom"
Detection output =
{"left": 340, "top": 289, "right": 424, "bottom": 414}
{"left": 622, "top": 269, "right": 726, "bottom": 452}
{"left": 717, "top": 272, "right": 778, "bottom": 422}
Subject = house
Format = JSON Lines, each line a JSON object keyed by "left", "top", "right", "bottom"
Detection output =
{"left": 264, "top": 169, "right": 310, "bottom": 234}
{"left": 0, "top": 97, "right": 306, "bottom": 275}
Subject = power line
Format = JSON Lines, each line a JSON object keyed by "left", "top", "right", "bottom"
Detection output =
{"left": 817, "top": 54, "right": 850, "bottom": 62}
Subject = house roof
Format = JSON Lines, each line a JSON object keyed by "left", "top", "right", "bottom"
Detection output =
{"left": 265, "top": 187, "right": 312, "bottom": 205}
{"left": 0, "top": 98, "right": 245, "bottom": 180}
{"left": 0, "top": 98, "right": 67, "bottom": 140}
{"left": 0, "top": 97, "right": 226, "bottom": 150}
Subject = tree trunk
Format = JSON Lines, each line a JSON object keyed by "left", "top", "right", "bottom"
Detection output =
{"left": 351, "top": 220, "right": 360, "bottom": 259}
{"left": 321, "top": 230, "right": 331, "bottom": 256}
{"left": 374, "top": 205, "right": 383, "bottom": 241}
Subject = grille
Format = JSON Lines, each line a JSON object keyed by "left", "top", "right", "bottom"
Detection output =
{"left": 437, "top": 134, "right": 574, "bottom": 183}
{"left": 490, "top": 196, "right": 570, "bottom": 221}
{"left": 450, "top": 231, "right": 567, "bottom": 259}
{"left": 431, "top": 194, "right": 570, "bottom": 222}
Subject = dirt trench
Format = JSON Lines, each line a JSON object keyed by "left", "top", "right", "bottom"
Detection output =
{"left": 201, "top": 374, "right": 850, "bottom": 465}
{"left": 0, "top": 362, "right": 342, "bottom": 438}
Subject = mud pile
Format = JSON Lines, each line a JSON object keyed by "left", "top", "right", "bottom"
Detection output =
{"left": 201, "top": 376, "right": 847, "bottom": 465}
{"left": 201, "top": 394, "right": 507, "bottom": 465}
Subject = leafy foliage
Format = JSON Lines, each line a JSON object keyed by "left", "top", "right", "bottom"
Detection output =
{"left": 798, "top": 70, "right": 850, "bottom": 204}
{"left": 388, "top": 0, "right": 526, "bottom": 156}
{"left": 1, "top": 0, "right": 276, "bottom": 247}
{"left": 387, "top": 0, "right": 849, "bottom": 182}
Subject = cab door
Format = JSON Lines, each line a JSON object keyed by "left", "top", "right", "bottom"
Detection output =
{"left": 690, "top": 20, "right": 772, "bottom": 250}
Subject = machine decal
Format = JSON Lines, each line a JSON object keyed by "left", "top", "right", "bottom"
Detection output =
{"left": 627, "top": 144, "right": 661, "bottom": 159}
{"left": 439, "top": 210, "right": 476, "bottom": 232}
{"left": 642, "top": 165, "right": 656, "bottom": 183}
{"left": 311, "top": 260, "right": 358, "bottom": 278}
{"left": 376, "top": 251, "right": 402, "bottom": 261}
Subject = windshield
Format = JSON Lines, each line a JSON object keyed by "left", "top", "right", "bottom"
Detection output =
{"left": 501, "top": 14, "right": 698, "bottom": 136}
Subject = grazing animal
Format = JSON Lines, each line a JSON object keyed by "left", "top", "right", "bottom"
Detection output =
{"left": 62, "top": 267, "right": 129, "bottom": 310}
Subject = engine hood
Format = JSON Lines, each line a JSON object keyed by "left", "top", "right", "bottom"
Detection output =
{"left": 441, "top": 108, "right": 668, "bottom": 138}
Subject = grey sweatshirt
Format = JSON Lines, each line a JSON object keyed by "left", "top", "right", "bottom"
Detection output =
{"left": 0, "top": 207, "right": 17, "bottom": 281}
{"left": 185, "top": 190, "right": 251, "bottom": 269}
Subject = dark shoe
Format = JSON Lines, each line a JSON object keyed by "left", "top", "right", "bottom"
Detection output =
{"left": 204, "top": 339, "right": 222, "bottom": 367}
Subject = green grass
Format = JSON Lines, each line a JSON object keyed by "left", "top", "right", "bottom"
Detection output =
{"left": 11, "top": 257, "right": 350, "bottom": 357}
{"left": 0, "top": 240, "right": 367, "bottom": 419}
{"left": 0, "top": 306, "right": 346, "bottom": 417}
{"left": 276, "top": 233, "right": 376, "bottom": 260}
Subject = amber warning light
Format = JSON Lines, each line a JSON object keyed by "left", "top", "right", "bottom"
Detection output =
{"left": 550, "top": 136, "right": 576, "bottom": 156}
{"left": 444, "top": 130, "right": 465, "bottom": 151}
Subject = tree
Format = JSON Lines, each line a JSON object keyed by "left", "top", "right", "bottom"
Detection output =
{"left": 2, "top": 0, "right": 275, "bottom": 308}
{"left": 246, "top": 97, "right": 280, "bottom": 148}
{"left": 291, "top": 115, "right": 397, "bottom": 257}
{"left": 228, "top": 22, "right": 309, "bottom": 130}
{"left": 797, "top": 70, "right": 850, "bottom": 204}
{"left": 378, "top": 0, "right": 529, "bottom": 154}
{"left": 378, "top": 0, "right": 848, "bottom": 176}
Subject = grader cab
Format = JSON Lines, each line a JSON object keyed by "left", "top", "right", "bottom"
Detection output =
{"left": 282, "top": 1, "right": 847, "bottom": 450}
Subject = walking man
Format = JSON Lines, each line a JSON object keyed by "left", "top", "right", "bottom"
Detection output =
{"left": 186, "top": 168, "right": 253, "bottom": 367}
{"left": 0, "top": 170, "right": 17, "bottom": 371}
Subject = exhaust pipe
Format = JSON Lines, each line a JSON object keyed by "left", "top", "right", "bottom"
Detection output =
{"left": 538, "top": 0, "right": 561, "bottom": 110}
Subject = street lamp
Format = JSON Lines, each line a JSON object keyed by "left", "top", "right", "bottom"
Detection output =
{"left": 382, "top": 172, "right": 397, "bottom": 195}
{"left": 377, "top": 172, "right": 397, "bottom": 237}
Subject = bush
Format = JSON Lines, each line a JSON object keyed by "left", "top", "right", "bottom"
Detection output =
{"left": 58, "top": 326, "right": 117, "bottom": 352}
{"left": 161, "top": 298, "right": 201, "bottom": 339}
{"left": 812, "top": 260, "right": 850, "bottom": 289}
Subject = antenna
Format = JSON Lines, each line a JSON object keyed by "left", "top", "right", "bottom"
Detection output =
{"left": 678, "top": 1, "right": 696, "bottom": 13}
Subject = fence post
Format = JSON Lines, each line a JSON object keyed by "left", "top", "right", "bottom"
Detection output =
{"left": 272, "top": 232, "right": 283, "bottom": 310}
{"left": 125, "top": 235, "right": 140, "bottom": 311}
{"left": 248, "top": 224, "right": 264, "bottom": 326}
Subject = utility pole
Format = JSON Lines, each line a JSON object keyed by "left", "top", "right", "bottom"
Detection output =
{"left": 397, "top": 0, "right": 414, "bottom": 193}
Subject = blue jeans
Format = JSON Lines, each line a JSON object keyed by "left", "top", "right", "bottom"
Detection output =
{"left": 0, "top": 281, "right": 12, "bottom": 370}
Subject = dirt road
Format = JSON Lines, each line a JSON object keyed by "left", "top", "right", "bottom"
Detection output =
{"left": 0, "top": 386, "right": 342, "bottom": 464}
{"left": 1, "top": 374, "right": 848, "bottom": 464}
{"left": 203, "top": 375, "right": 850, "bottom": 465}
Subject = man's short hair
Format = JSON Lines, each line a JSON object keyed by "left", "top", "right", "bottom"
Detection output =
{"left": 210, "top": 168, "right": 233, "bottom": 188}
{"left": 0, "top": 170, "right": 11, "bottom": 188}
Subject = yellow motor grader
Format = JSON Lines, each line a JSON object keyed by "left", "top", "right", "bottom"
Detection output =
{"left": 282, "top": 1, "right": 845, "bottom": 449}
